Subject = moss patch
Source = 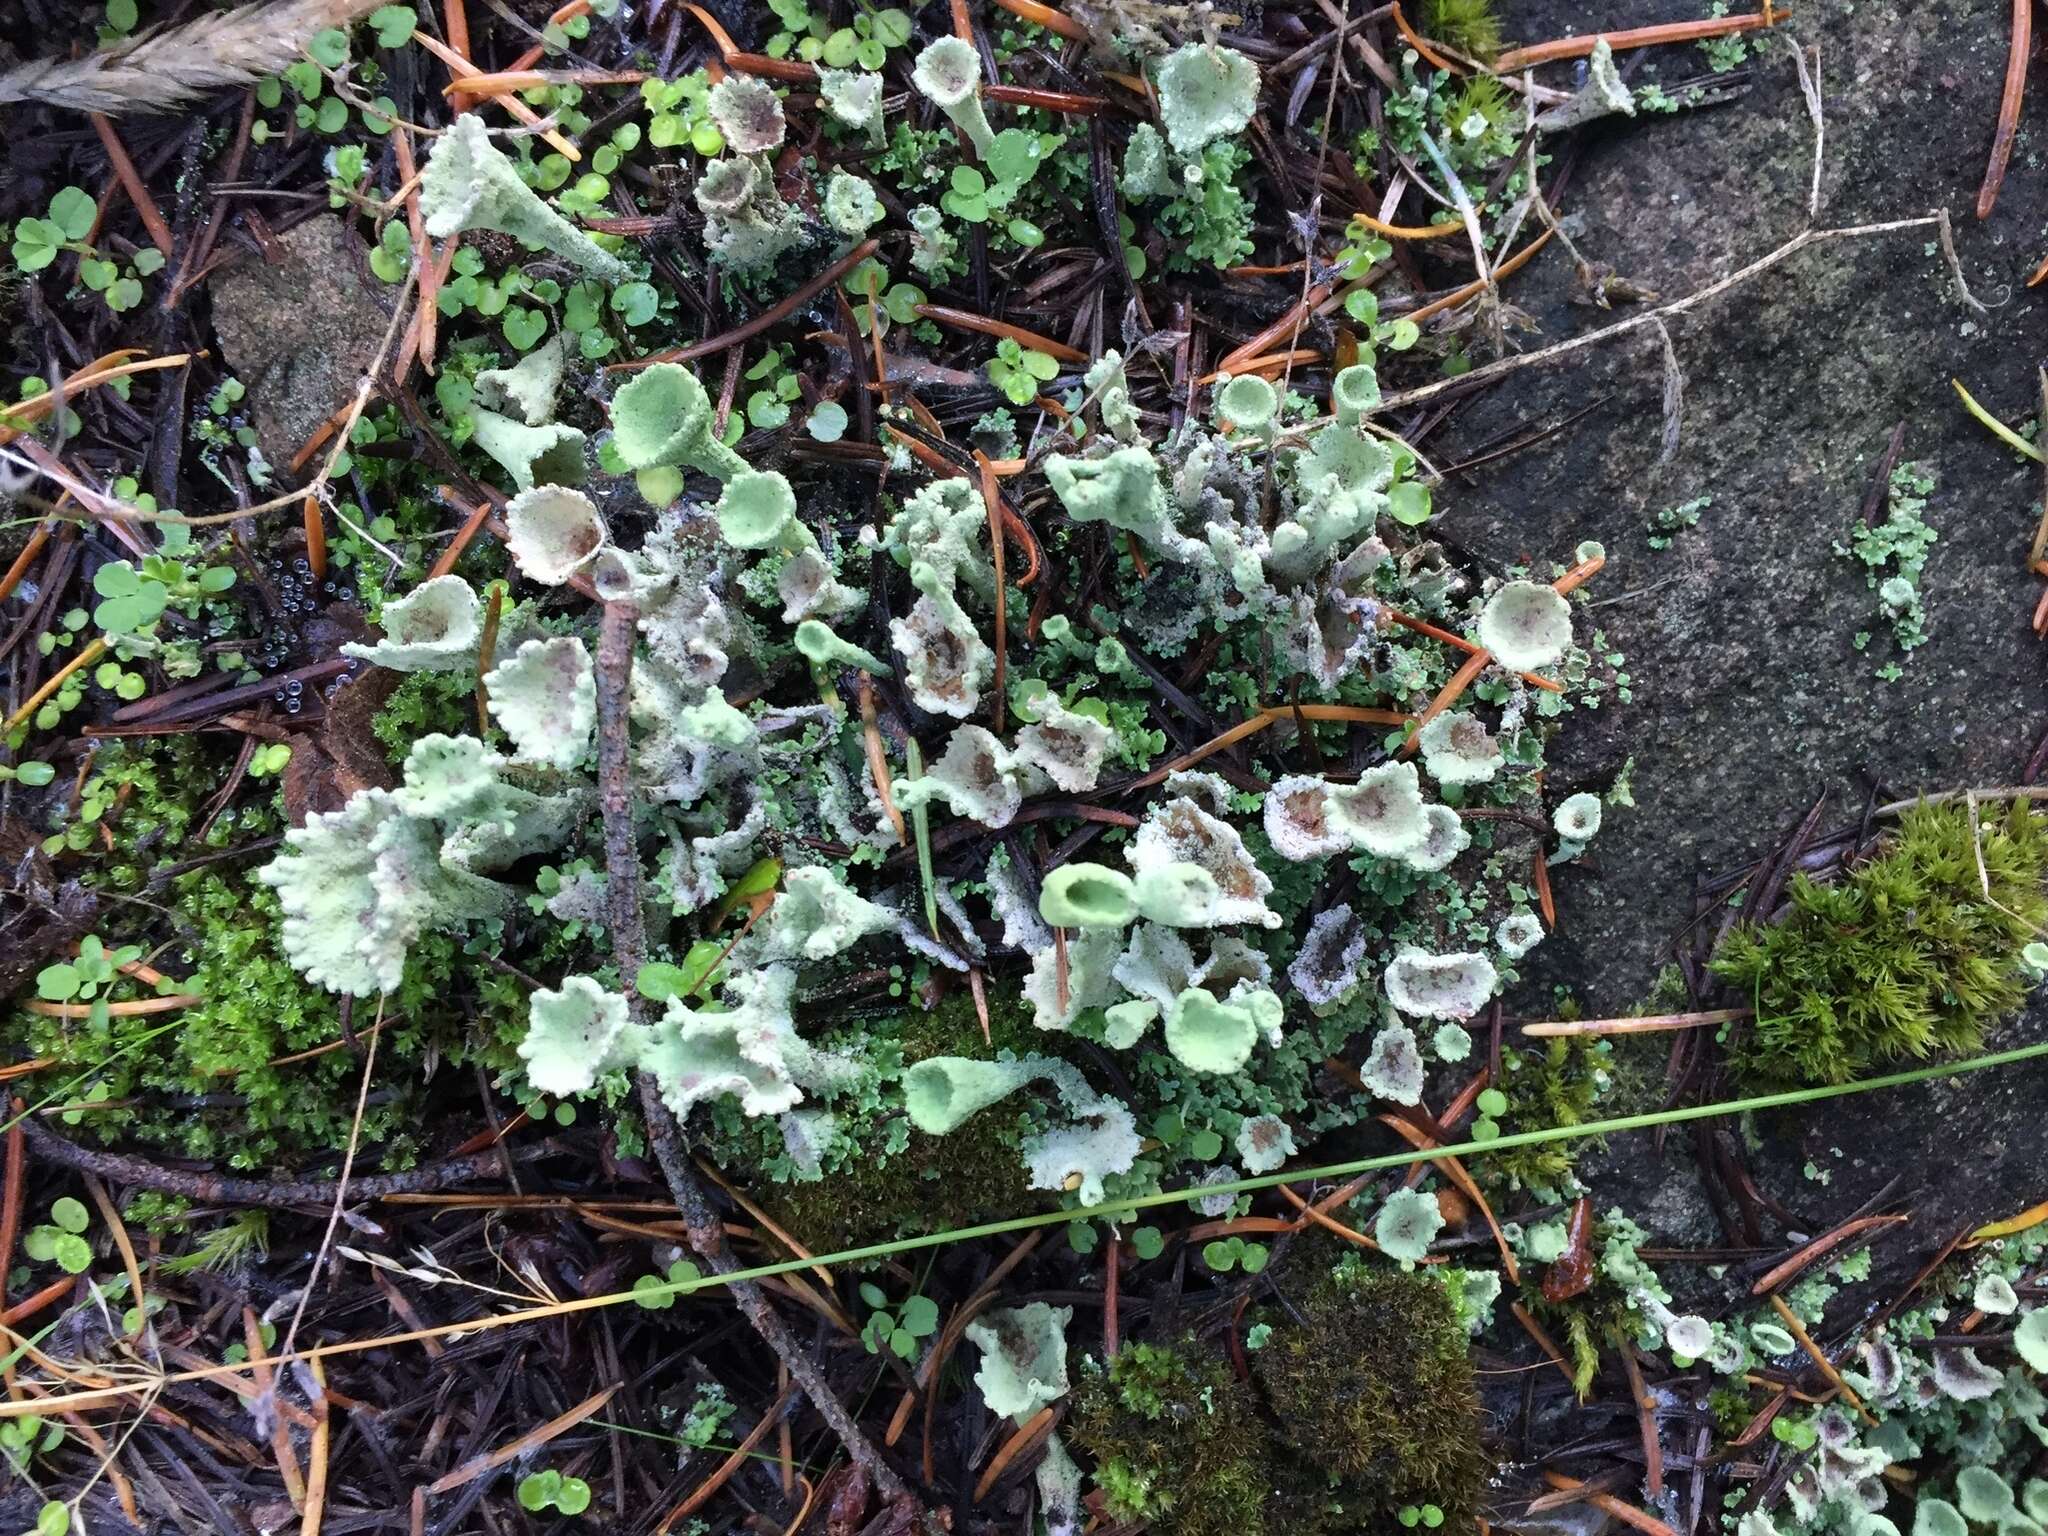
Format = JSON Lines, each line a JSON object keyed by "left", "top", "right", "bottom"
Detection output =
{"left": 1712, "top": 801, "right": 2048, "bottom": 1087}
{"left": 1255, "top": 1252, "right": 1487, "bottom": 1525}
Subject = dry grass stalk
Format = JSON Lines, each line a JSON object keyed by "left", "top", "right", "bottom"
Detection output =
{"left": 0, "top": 0, "right": 385, "bottom": 116}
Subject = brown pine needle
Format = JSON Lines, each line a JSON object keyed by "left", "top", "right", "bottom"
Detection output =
{"left": 973, "top": 1406, "right": 1056, "bottom": 1502}
{"left": 428, "top": 485, "right": 495, "bottom": 580}
{"left": 474, "top": 584, "right": 504, "bottom": 737}
{"left": 977, "top": 450, "right": 1008, "bottom": 733}
{"left": 1537, "top": 1472, "right": 1678, "bottom": 1536}
{"left": 1384, "top": 607, "right": 1564, "bottom": 691}
{"left": 1511, "top": 1301, "right": 1578, "bottom": 1384}
{"left": 1770, "top": 1295, "right": 1878, "bottom": 1425}
{"left": 914, "top": 304, "right": 1089, "bottom": 364}
{"left": 410, "top": 31, "right": 580, "bottom": 161}
{"left": 1532, "top": 848, "right": 1558, "bottom": 930}
{"left": 1398, "top": 648, "right": 1490, "bottom": 757}
{"left": 425, "top": 1384, "right": 623, "bottom": 1494}
{"left": 1980, "top": 0, "right": 2031, "bottom": 219}
{"left": 856, "top": 672, "right": 908, "bottom": 847}
{"left": 90, "top": 114, "right": 174, "bottom": 258}
{"left": 1521, "top": 1008, "right": 1750, "bottom": 1038}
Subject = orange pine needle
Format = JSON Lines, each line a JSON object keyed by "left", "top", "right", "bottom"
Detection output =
{"left": 1407, "top": 227, "right": 1556, "bottom": 324}
{"left": 990, "top": 0, "right": 1089, "bottom": 41}
{"left": 1532, "top": 847, "right": 1557, "bottom": 930}
{"left": 1384, "top": 607, "right": 1564, "bottom": 692}
{"left": 914, "top": 303, "right": 1088, "bottom": 364}
{"left": 302, "top": 495, "right": 327, "bottom": 582}
{"left": 1538, "top": 1472, "right": 1678, "bottom": 1536}
{"left": 411, "top": 30, "right": 581, "bottom": 160}
{"left": 976, "top": 451, "right": 1008, "bottom": 733}
{"left": 1495, "top": 10, "right": 1782, "bottom": 70}
{"left": 1552, "top": 550, "right": 1606, "bottom": 595}
{"left": 1397, "top": 648, "right": 1490, "bottom": 757}
{"left": 1354, "top": 211, "right": 1467, "bottom": 241}
{"left": 1390, "top": 3, "right": 1462, "bottom": 74}
{"left": 985, "top": 84, "right": 1112, "bottom": 115}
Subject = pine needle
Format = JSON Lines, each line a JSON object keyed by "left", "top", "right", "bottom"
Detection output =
{"left": 0, "top": 0, "right": 386, "bottom": 116}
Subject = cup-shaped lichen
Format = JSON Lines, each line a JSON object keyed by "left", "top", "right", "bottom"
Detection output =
{"left": 1215, "top": 373, "right": 1278, "bottom": 435}
{"left": 472, "top": 410, "right": 587, "bottom": 492}
{"left": 1418, "top": 712, "right": 1503, "bottom": 786}
{"left": 1331, "top": 362, "right": 1382, "bottom": 425}
{"left": 1039, "top": 863, "right": 1139, "bottom": 928}
{"left": 912, "top": 36, "right": 995, "bottom": 158}
{"left": 342, "top": 573, "right": 482, "bottom": 672}
{"left": 1552, "top": 791, "right": 1603, "bottom": 842}
{"left": 707, "top": 74, "right": 786, "bottom": 154}
{"left": 504, "top": 485, "right": 608, "bottom": 586}
{"left": 1155, "top": 42, "right": 1261, "bottom": 154}
{"left": 1476, "top": 579, "right": 1572, "bottom": 670}
{"left": 1382, "top": 947, "right": 1499, "bottom": 1021}
{"left": 693, "top": 154, "right": 759, "bottom": 216}
{"left": 419, "top": 113, "right": 630, "bottom": 283}
{"left": 1328, "top": 760, "right": 1430, "bottom": 858}
{"left": 715, "top": 468, "right": 807, "bottom": 551}
{"left": 817, "top": 66, "right": 885, "bottom": 146}
{"left": 609, "top": 362, "right": 749, "bottom": 481}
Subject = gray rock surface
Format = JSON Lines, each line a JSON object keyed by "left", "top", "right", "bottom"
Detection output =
{"left": 1446, "top": 0, "right": 2048, "bottom": 1267}
{"left": 210, "top": 216, "right": 392, "bottom": 480}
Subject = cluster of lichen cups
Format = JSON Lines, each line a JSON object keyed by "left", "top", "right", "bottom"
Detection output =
{"left": 227, "top": 26, "right": 1660, "bottom": 1528}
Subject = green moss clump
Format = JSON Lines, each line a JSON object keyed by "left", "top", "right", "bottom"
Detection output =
{"left": 1491, "top": 1036, "right": 1603, "bottom": 1188}
{"left": 1711, "top": 801, "right": 2048, "bottom": 1087}
{"left": 1254, "top": 1254, "right": 1486, "bottom": 1525}
{"left": 1070, "top": 1342, "right": 1294, "bottom": 1536}
{"left": 372, "top": 669, "right": 477, "bottom": 765}
{"left": 1422, "top": 0, "right": 1503, "bottom": 59}
{"left": 740, "top": 987, "right": 1065, "bottom": 1254}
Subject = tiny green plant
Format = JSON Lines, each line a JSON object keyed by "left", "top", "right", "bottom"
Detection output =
{"left": 0, "top": 1414, "right": 64, "bottom": 1475}
{"left": 631, "top": 1258, "right": 703, "bottom": 1308}
{"left": 859, "top": 1283, "right": 940, "bottom": 1359}
{"left": 11, "top": 185, "right": 163, "bottom": 311}
{"left": 23, "top": 1197, "right": 94, "bottom": 1275}
{"left": 987, "top": 338, "right": 1060, "bottom": 406}
{"left": 1200, "top": 1235, "right": 1271, "bottom": 1274}
{"left": 36, "top": 936, "right": 143, "bottom": 1028}
{"left": 516, "top": 1468, "right": 592, "bottom": 1516}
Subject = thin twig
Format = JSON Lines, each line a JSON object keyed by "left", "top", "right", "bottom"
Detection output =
{"left": 1376, "top": 216, "right": 1947, "bottom": 418}
{"left": 593, "top": 601, "right": 923, "bottom": 1520}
